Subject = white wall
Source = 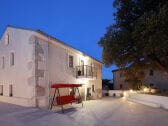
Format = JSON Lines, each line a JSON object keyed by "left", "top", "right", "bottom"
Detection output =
{"left": 0, "top": 27, "right": 36, "bottom": 106}
{"left": 47, "top": 39, "right": 102, "bottom": 101}
{"left": 0, "top": 26, "right": 102, "bottom": 107}
{"left": 108, "top": 90, "right": 123, "bottom": 97}
{"left": 125, "top": 92, "right": 168, "bottom": 110}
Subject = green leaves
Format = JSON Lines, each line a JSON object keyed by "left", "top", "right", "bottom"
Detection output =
{"left": 98, "top": 0, "right": 168, "bottom": 89}
{"left": 98, "top": 0, "right": 168, "bottom": 72}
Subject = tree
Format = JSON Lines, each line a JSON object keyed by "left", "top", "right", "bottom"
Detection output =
{"left": 123, "top": 66, "right": 145, "bottom": 90}
{"left": 98, "top": 0, "right": 168, "bottom": 73}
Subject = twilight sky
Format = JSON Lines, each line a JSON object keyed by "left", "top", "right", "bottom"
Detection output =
{"left": 0, "top": 0, "right": 117, "bottom": 79}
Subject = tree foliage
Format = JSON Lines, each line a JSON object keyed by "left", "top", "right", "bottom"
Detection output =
{"left": 99, "top": 0, "right": 168, "bottom": 72}
{"left": 123, "top": 66, "right": 145, "bottom": 90}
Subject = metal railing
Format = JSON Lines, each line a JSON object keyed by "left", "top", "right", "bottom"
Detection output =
{"left": 75, "top": 65, "right": 97, "bottom": 78}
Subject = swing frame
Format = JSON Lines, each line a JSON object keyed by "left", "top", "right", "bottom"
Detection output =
{"left": 50, "top": 83, "right": 83, "bottom": 113}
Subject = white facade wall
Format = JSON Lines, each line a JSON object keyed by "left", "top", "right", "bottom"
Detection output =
{"left": 108, "top": 90, "right": 123, "bottom": 97}
{"left": 0, "top": 26, "right": 102, "bottom": 107}
{"left": 0, "top": 27, "right": 36, "bottom": 106}
{"left": 33, "top": 32, "right": 102, "bottom": 104}
{"left": 47, "top": 38, "right": 102, "bottom": 103}
{"left": 32, "top": 32, "right": 102, "bottom": 107}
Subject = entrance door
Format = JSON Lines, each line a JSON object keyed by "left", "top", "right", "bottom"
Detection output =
{"left": 86, "top": 87, "right": 91, "bottom": 100}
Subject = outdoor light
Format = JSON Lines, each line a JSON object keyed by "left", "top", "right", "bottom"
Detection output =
{"left": 143, "top": 87, "right": 148, "bottom": 92}
{"left": 130, "top": 89, "right": 133, "bottom": 93}
{"left": 123, "top": 92, "right": 127, "bottom": 97}
{"left": 79, "top": 55, "right": 88, "bottom": 63}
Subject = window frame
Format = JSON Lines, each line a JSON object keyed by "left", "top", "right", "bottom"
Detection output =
{"left": 1, "top": 56, "right": 5, "bottom": 69}
{"left": 120, "top": 73, "right": 122, "bottom": 77}
{"left": 149, "top": 70, "right": 154, "bottom": 76}
{"left": 92, "top": 84, "right": 95, "bottom": 92}
{"left": 9, "top": 85, "right": 13, "bottom": 97}
{"left": 68, "top": 54, "right": 74, "bottom": 68}
{"left": 0, "top": 85, "right": 3, "bottom": 96}
{"left": 10, "top": 52, "right": 15, "bottom": 66}
{"left": 5, "top": 33, "right": 9, "bottom": 45}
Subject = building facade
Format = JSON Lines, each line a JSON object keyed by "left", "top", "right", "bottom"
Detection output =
{"left": 0, "top": 26, "right": 102, "bottom": 108}
{"left": 113, "top": 69, "right": 168, "bottom": 91}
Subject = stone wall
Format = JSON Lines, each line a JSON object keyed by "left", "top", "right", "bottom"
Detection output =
{"left": 113, "top": 69, "right": 168, "bottom": 91}
{"left": 34, "top": 37, "right": 48, "bottom": 107}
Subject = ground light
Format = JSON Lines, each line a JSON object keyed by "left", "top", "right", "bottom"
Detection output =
{"left": 123, "top": 91, "right": 127, "bottom": 98}
{"left": 143, "top": 87, "right": 150, "bottom": 93}
{"left": 130, "top": 89, "right": 133, "bottom": 93}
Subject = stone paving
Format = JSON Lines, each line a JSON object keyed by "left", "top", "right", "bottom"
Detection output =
{"left": 0, "top": 97, "right": 168, "bottom": 126}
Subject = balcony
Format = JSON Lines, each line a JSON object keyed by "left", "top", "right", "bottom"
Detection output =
{"left": 75, "top": 65, "right": 97, "bottom": 79}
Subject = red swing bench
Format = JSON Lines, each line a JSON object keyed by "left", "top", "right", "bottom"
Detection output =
{"left": 50, "top": 83, "right": 83, "bottom": 113}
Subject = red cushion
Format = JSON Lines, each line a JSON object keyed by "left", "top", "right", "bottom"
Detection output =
{"left": 56, "top": 95, "right": 78, "bottom": 105}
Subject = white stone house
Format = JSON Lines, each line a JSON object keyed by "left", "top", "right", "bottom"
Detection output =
{"left": 112, "top": 69, "right": 168, "bottom": 91}
{"left": 0, "top": 26, "right": 102, "bottom": 108}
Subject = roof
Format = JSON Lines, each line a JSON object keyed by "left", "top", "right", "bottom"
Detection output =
{"left": 51, "top": 83, "right": 82, "bottom": 88}
{"left": 4, "top": 25, "right": 102, "bottom": 64}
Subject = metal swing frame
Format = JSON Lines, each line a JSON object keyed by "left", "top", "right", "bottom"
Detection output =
{"left": 50, "top": 83, "right": 83, "bottom": 113}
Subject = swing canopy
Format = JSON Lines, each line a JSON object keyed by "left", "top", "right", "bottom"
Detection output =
{"left": 51, "top": 83, "right": 82, "bottom": 88}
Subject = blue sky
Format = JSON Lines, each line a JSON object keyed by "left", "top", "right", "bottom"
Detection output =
{"left": 0, "top": 0, "right": 117, "bottom": 79}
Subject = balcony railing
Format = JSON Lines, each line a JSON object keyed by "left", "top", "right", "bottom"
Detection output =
{"left": 75, "top": 65, "right": 97, "bottom": 78}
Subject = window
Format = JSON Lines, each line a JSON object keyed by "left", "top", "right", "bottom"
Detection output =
{"left": 81, "top": 60, "right": 84, "bottom": 75}
{"left": 120, "top": 73, "right": 122, "bottom": 77}
{"left": 69, "top": 55, "right": 73, "bottom": 68}
{"left": 149, "top": 70, "right": 154, "bottom": 76}
{"left": 9, "top": 85, "right": 13, "bottom": 97}
{"left": 90, "top": 63, "right": 93, "bottom": 73}
{"left": 92, "top": 85, "right": 95, "bottom": 92}
{"left": 10, "top": 52, "right": 14, "bottom": 66}
{"left": 5, "top": 33, "right": 9, "bottom": 45}
{"left": 150, "top": 83, "right": 154, "bottom": 87}
{"left": 2, "top": 56, "right": 5, "bottom": 69}
{"left": 0, "top": 85, "right": 3, "bottom": 95}
{"left": 120, "top": 84, "right": 123, "bottom": 89}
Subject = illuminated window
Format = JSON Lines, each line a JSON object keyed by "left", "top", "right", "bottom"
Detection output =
{"left": 9, "top": 85, "right": 13, "bottom": 97}
{"left": 69, "top": 55, "right": 73, "bottom": 68}
{"left": 5, "top": 33, "right": 9, "bottom": 45}
{"left": 0, "top": 85, "right": 3, "bottom": 95}
{"left": 10, "top": 52, "right": 14, "bottom": 66}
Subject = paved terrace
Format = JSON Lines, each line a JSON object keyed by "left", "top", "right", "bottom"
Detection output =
{"left": 0, "top": 97, "right": 168, "bottom": 126}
